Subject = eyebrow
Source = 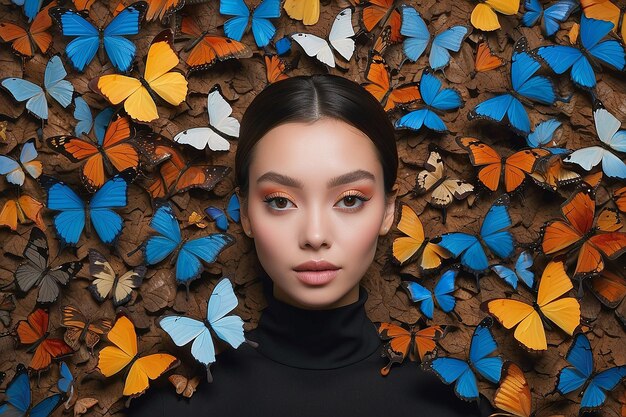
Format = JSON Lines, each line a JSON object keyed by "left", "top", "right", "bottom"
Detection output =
{"left": 256, "top": 169, "right": 376, "bottom": 189}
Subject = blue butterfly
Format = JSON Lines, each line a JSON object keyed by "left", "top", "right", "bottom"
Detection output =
{"left": 0, "top": 364, "right": 63, "bottom": 417}
{"left": 50, "top": 2, "right": 146, "bottom": 73}
{"left": 275, "top": 36, "right": 292, "bottom": 55}
{"left": 423, "top": 317, "right": 503, "bottom": 402}
{"left": 57, "top": 362, "right": 74, "bottom": 407}
{"left": 395, "top": 71, "right": 462, "bottom": 133}
{"left": 437, "top": 194, "right": 514, "bottom": 274}
{"left": 522, "top": 0, "right": 578, "bottom": 37}
{"left": 0, "top": 139, "right": 42, "bottom": 186}
{"left": 525, "top": 119, "right": 569, "bottom": 154}
{"left": 38, "top": 169, "right": 134, "bottom": 247}
{"left": 1, "top": 55, "right": 74, "bottom": 121}
{"left": 556, "top": 333, "right": 626, "bottom": 414}
{"left": 220, "top": 0, "right": 280, "bottom": 48}
{"left": 143, "top": 204, "right": 235, "bottom": 291}
{"left": 72, "top": 98, "right": 115, "bottom": 139}
{"left": 537, "top": 15, "right": 626, "bottom": 89}
{"left": 490, "top": 250, "right": 535, "bottom": 290}
{"left": 399, "top": 5, "right": 469, "bottom": 71}
{"left": 205, "top": 194, "right": 240, "bottom": 232}
{"left": 11, "top": 0, "right": 42, "bottom": 21}
{"left": 468, "top": 37, "right": 556, "bottom": 135}
{"left": 159, "top": 278, "right": 245, "bottom": 382}
{"left": 402, "top": 269, "right": 457, "bottom": 320}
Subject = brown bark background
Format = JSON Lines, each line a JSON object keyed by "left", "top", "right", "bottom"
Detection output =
{"left": 0, "top": 0, "right": 625, "bottom": 416}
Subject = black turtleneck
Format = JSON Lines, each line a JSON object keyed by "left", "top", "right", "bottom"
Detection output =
{"left": 127, "top": 286, "right": 492, "bottom": 416}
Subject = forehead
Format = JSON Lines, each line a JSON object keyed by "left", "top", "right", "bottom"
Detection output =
{"left": 248, "top": 118, "right": 383, "bottom": 179}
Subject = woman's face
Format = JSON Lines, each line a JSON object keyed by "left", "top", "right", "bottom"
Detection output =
{"left": 240, "top": 118, "right": 396, "bottom": 310}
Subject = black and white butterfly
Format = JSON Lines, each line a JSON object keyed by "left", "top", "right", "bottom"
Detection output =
{"left": 12, "top": 227, "right": 82, "bottom": 304}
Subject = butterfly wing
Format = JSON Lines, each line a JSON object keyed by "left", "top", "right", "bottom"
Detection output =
{"left": 392, "top": 204, "right": 425, "bottom": 264}
{"left": 433, "top": 269, "right": 457, "bottom": 313}
{"left": 327, "top": 8, "right": 355, "bottom": 62}
{"left": 72, "top": 96, "right": 93, "bottom": 137}
{"left": 536, "top": 261, "right": 580, "bottom": 336}
{"left": 1, "top": 77, "right": 47, "bottom": 120}
{"left": 145, "top": 205, "right": 182, "bottom": 265}
{"left": 102, "top": 2, "right": 146, "bottom": 72}
{"left": 89, "top": 170, "right": 132, "bottom": 244}
{"left": 439, "top": 233, "right": 489, "bottom": 273}
{"left": 97, "top": 315, "right": 137, "bottom": 377}
{"left": 283, "top": 0, "right": 319, "bottom": 25}
{"left": 36, "top": 261, "right": 81, "bottom": 304}
{"left": 474, "top": 41, "right": 504, "bottom": 72}
{"left": 124, "top": 353, "right": 178, "bottom": 396}
{"left": 427, "top": 357, "right": 479, "bottom": 401}
{"left": 514, "top": 251, "right": 535, "bottom": 288}
{"left": 403, "top": 281, "right": 435, "bottom": 319}
{"left": 143, "top": 30, "right": 187, "bottom": 107}
{"left": 175, "top": 233, "right": 234, "bottom": 284}
{"left": 220, "top": 0, "right": 250, "bottom": 41}
{"left": 399, "top": 5, "right": 430, "bottom": 62}
{"left": 291, "top": 33, "right": 335, "bottom": 67}
{"left": 49, "top": 7, "right": 99, "bottom": 72}
{"left": 429, "top": 26, "right": 468, "bottom": 71}
{"left": 57, "top": 361, "right": 74, "bottom": 395}
{"left": 207, "top": 279, "right": 244, "bottom": 348}
{"left": 493, "top": 362, "right": 532, "bottom": 417}
{"left": 556, "top": 333, "right": 593, "bottom": 395}
{"left": 581, "top": 366, "right": 626, "bottom": 412}
{"left": 144, "top": 0, "right": 183, "bottom": 21}
{"left": 113, "top": 267, "right": 145, "bottom": 307}
{"left": 160, "top": 316, "right": 214, "bottom": 364}
{"left": 480, "top": 196, "right": 514, "bottom": 260}
{"left": 44, "top": 55, "right": 74, "bottom": 108}
{"left": 469, "top": 317, "right": 502, "bottom": 384}
{"left": 14, "top": 227, "right": 48, "bottom": 293}
{"left": 226, "top": 194, "right": 241, "bottom": 223}
{"left": 251, "top": 0, "right": 281, "bottom": 48}
{"left": 0, "top": 365, "right": 31, "bottom": 415}
{"left": 542, "top": 0, "right": 577, "bottom": 37}
{"left": 39, "top": 176, "right": 85, "bottom": 246}
{"left": 485, "top": 298, "right": 543, "bottom": 350}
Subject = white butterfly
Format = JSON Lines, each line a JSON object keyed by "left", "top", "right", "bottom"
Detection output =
{"left": 290, "top": 8, "right": 355, "bottom": 68}
{"left": 173, "top": 85, "right": 239, "bottom": 151}
{"left": 564, "top": 101, "right": 626, "bottom": 179}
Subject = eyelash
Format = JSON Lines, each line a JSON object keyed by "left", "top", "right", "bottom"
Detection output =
{"left": 262, "top": 191, "right": 370, "bottom": 212}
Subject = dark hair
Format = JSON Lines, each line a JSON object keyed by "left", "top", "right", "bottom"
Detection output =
{"left": 235, "top": 74, "right": 398, "bottom": 195}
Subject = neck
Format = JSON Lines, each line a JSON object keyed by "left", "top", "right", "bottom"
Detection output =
{"left": 252, "top": 285, "right": 380, "bottom": 369}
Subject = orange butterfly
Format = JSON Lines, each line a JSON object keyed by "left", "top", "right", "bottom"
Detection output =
{"left": 363, "top": 52, "right": 421, "bottom": 112}
{"left": 473, "top": 41, "right": 505, "bottom": 74}
{"left": 180, "top": 16, "right": 252, "bottom": 72}
{"left": 590, "top": 269, "right": 626, "bottom": 312}
{"left": 98, "top": 315, "right": 179, "bottom": 397}
{"left": 492, "top": 362, "right": 533, "bottom": 417}
{"left": 361, "top": 0, "right": 402, "bottom": 43}
{"left": 265, "top": 54, "right": 297, "bottom": 84}
{"left": 541, "top": 188, "right": 626, "bottom": 276}
{"left": 61, "top": 305, "right": 113, "bottom": 353}
{"left": 378, "top": 322, "right": 449, "bottom": 376}
{"left": 457, "top": 137, "right": 550, "bottom": 193}
{"left": 392, "top": 203, "right": 450, "bottom": 271}
{"left": 0, "top": 2, "right": 56, "bottom": 59}
{"left": 530, "top": 154, "right": 580, "bottom": 191}
{"left": 137, "top": 135, "right": 231, "bottom": 200}
{"left": 47, "top": 113, "right": 140, "bottom": 192}
{"left": 16, "top": 308, "right": 73, "bottom": 372}
{"left": 0, "top": 194, "right": 45, "bottom": 231}
{"left": 117, "top": 0, "right": 183, "bottom": 21}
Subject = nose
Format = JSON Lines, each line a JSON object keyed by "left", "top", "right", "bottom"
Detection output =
{"left": 299, "top": 205, "right": 331, "bottom": 250}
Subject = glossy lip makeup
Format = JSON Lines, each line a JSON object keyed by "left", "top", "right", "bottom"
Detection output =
{"left": 293, "top": 260, "right": 341, "bottom": 286}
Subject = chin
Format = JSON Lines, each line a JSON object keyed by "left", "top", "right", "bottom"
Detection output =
{"left": 280, "top": 285, "right": 358, "bottom": 310}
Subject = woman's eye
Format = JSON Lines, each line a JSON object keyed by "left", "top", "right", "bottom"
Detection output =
{"left": 335, "top": 194, "right": 367, "bottom": 209}
{"left": 265, "top": 196, "right": 295, "bottom": 210}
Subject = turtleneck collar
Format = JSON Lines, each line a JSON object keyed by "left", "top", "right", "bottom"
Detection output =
{"left": 251, "top": 286, "right": 381, "bottom": 370}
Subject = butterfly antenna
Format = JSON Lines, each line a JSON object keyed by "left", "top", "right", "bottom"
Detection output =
{"left": 441, "top": 207, "right": 447, "bottom": 225}
{"left": 126, "top": 244, "right": 144, "bottom": 258}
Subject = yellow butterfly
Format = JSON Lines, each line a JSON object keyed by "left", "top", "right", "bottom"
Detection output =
{"left": 97, "top": 315, "right": 179, "bottom": 397}
{"left": 470, "top": 0, "right": 520, "bottom": 31}
{"left": 484, "top": 260, "right": 580, "bottom": 351}
{"left": 392, "top": 203, "right": 450, "bottom": 272}
{"left": 90, "top": 29, "right": 188, "bottom": 123}
{"left": 283, "top": 0, "right": 320, "bottom": 25}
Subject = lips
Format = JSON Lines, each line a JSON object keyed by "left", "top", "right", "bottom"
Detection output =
{"left": 293, "top": 261, "right": 340, "bottom": 286}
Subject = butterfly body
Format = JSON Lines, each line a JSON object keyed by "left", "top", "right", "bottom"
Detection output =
{"left": 403, "top": 269, "right": 458, "bottom": 319}
{"left": 220, "top": 0, "right": 281, "bottom": 48}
